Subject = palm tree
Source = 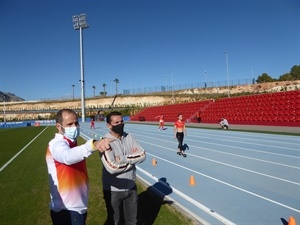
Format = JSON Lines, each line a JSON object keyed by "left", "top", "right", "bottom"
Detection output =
{"left": 92, "top": 86, "right": 96, "bottom": 97}
{"left": 113, "top": 78, "right": 120, "bottom": 95}
{"left": 102, "top": 83, "right": 107, "bottom": 96}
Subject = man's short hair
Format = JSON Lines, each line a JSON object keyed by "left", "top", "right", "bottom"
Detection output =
{"left": 106, "top": 111, "right": 122, "bottom": 124}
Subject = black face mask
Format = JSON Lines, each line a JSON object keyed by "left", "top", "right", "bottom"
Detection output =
{"left": 111, "top": 123, "right": 124, "bottom": 135}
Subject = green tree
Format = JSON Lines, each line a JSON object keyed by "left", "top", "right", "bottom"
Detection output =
{"left": 113, "top": 78, "right": 120, "bottom": 94}
{"left": 278, "top": 73, "right": 294, "bottom": 81}
{"left": 102, "top": 83, "right": 107, "bottom": 96}
{"left": 290, "top": 65, "right": 300, "bottom": 80}
{"left": 278, "top": 65, "right": 300, "bottom": 81}
{"left": 256, "top": 73, "right": 274, "bottom": 83}
{"left": 92, "top": 86, "right": 96, "bottom": 97}
{"left": 99, "top": 91, "right": 107, "bottom": 96}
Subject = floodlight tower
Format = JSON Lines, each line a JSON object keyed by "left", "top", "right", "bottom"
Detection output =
{"left": 72, "top": 84, "right": 75, "bottom": 100}
{"left": 73, "top": 13, "right": 89, "bottom": 122}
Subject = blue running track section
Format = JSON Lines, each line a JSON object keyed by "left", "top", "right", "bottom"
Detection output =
{"left": 80, "top": 121, "right": 300, "bottom": 225}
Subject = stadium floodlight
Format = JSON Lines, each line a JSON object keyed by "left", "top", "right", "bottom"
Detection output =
{"left": 72, "top": 84, "right": 75, "bottom": 100}
{"left": 72, "top": 13, "right": 89, "bottom": 122}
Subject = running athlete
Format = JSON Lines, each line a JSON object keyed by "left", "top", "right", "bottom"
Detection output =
{"left": 155, "top": 113, "right": 164, "bottom": 131}
{"left": 174, "top": 114, "right": 187, "bottom": 157}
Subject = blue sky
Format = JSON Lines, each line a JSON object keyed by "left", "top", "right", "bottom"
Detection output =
{"left": 0, "top": 0, "right": 299, "bottom": 101}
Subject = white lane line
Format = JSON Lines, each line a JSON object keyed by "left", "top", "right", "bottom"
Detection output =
{"left": 186, "top": 136, "right": 299, "bottom": 153}
{"left": 131, "top": 129, "right": 300, "bottom": 159}
{"left": 187, "top": 149, "right": 300, "bottom": 185}
{"left": 137, "top": 167, "right": 236, "bottom": 225}
{"left": 79, "top": 128, "right": 232, "bottom": 224}
{"left": 80, "top": 126, "right": 300, "bottom": 213}
{"left": 133, "top": 131, "right": 300, "bottom": 169}
{"left": 136, "top": 173, "right": 211, "bottom": 225}
{"left": 188, "top": 144, "right": 300, "bottom": 170}
{"left": 188, "top": 132, "right": 300, "bottom": 148}
{"left": 129, "top": 124, "right": 299, "bottom": 146}
{"left": 144, "top": 152, "right": 300, "bottom": 214}
{"left": 0, "top": 126, "right": 49, "bottom": 172}
{"left": 136, "top": 134, "right": 300, "bottom": 183}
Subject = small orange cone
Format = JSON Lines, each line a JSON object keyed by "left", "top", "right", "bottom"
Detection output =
{"left": 152, "top": 158, "right": 157, "bottom": 166}
{"left": 288, "top": 216, "right": 296, "bottom": 225}
{"left": 189, "top": 175, "right": 196, "bottom": 186}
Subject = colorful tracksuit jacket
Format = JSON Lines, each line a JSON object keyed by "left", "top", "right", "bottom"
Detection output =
{"left": 46, "top": 133, "right": 95, "bottom": 214}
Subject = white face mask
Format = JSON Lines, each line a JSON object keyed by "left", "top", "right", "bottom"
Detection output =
{"left": 63, "top": 126, "right": 80, "bottom": 140}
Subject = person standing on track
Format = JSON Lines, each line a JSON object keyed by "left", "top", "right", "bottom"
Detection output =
{"left": 90, "top": 117, "right": 95, "bottom": 129}
{"left": 155, "top": 113, "right": 164, "bottom": 131}
{"left": 174, "top": 113, "right": 187, "bottom": 157}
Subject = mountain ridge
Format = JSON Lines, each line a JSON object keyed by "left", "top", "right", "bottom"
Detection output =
{"left": 0, "top": 91, "right": 25, "bottom": 102}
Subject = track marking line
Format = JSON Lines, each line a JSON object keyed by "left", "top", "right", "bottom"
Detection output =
{"left": 137, "top": 167, "right": 236, "bottom": 225}
{"left": 144, "top": 152, "right": 300, "bottom": 214}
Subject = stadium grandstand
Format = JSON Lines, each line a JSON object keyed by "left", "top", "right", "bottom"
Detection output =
{"left": 130, "top": 90, "right": 300, "bottom": 127}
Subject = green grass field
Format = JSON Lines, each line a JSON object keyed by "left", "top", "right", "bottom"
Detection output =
{"left": 0, "top": 126, "right": 196, "bottom": 225}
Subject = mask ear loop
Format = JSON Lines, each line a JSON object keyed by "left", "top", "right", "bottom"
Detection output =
{"left": 58, "top": 124, "right": 65, "bottom": 133}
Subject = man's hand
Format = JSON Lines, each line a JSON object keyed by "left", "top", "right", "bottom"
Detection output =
{"left": 94, "top": 138, "right": 114, "bottom": 153}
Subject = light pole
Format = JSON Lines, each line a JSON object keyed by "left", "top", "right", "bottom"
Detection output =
{"left": 225, "top": 51, "right": 230, "bottom": 98}
{"left": 72, "top": 84, "right": 75, "bottom": 100}
{"left": 3, "top": 100, "right": 6, "bottom": 124}
{"left": 73, "top": 13, "right": 89, "bottom": 122}
{"left": 204, "top": 70, "right": 207, "bottom": 88}
{"left": 164, "top": 75, "right": 168, "bottom": 91}
{"left": 25, "top": 89, "right": 28, "bottom": 102}
{"left": 251, "top": 66, "right": 254, "bottom": 84}
{"left": 171, "top": 72, "right": 175, "bottom": 102}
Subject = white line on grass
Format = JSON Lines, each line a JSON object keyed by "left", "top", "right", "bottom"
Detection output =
{"left": 0, "top": 126, "right": 49, "bottom": 172}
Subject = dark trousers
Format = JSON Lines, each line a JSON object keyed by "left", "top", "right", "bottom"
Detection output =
{"left": 50, "top": 210, "right": 87, "bottom": 225}
{"left": 222, "top": 125, "right": 229, "bottom": 129}
{"left": 103, "top": 186, "right": 138, "bottom": 225}
{"left": 176, "top": 132, "right": 184, "bottom": 151}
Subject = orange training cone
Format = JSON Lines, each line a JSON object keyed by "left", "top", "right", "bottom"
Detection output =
{"left": 189, "top": 175, "right": 196, "bottom": 186}
{"left": 152, "top": 158, "right": 157, "bottom": 166}
{"left": 288, "top": 216, "right": 296, "bottom": 225}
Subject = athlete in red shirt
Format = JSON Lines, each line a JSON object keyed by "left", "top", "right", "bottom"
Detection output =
{"left": 155, "top": 114, "right": 164, "bottom": 131}
{"left": 174, "top": 114, "right": 187, "bottom": 157}
{"left": 90, "top": 118, "right": 95, "bottom": 129}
